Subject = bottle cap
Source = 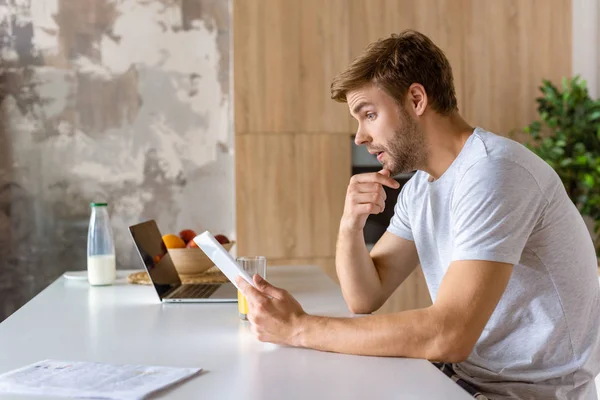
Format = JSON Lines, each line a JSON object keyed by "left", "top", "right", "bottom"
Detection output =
{"left": 90, "top": 202, "right": 108, "bottom": 207}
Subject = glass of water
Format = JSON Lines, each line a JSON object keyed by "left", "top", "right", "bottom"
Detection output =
{"left": 236, "top": 256, "right": 267, "bottom": 320}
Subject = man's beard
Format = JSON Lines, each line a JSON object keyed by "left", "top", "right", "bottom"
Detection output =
{"left": 382, "top": 110, "right": 426, "bottom": 175}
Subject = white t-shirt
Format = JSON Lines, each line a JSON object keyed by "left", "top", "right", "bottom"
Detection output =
{"left": 388, "top": 127, "right": 600, "bottom": 399}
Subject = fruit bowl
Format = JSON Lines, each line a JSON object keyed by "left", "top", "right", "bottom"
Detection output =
{"left": 168, "top": 241, "right": 236, "bottom": 276}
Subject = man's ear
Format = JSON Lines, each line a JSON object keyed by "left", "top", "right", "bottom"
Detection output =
{"left": 407, "top": 83, "right": 427, "bottom": 117}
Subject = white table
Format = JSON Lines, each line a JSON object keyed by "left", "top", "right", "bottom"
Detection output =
{"left": 0, "top": 265, "right": 471, "bottom": 399}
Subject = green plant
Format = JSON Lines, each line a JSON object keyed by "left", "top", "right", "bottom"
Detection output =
{"left": 523, "top": 76, "right": 600, "bottom": 254}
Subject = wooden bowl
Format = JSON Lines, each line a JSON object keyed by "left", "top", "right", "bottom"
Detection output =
{"left": 168, "top": 241, "right": 236, "bottom": 275}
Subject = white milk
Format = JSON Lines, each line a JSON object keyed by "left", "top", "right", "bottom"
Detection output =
{"left": 87, "top": 254, "right": 116, "bottom": 285}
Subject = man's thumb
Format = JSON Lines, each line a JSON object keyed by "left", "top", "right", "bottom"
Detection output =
{"left": 254, "top": 275, "right": 284, "bottom": 299}
{"left": 378, "top": 169, "right": 391, "bottom": 177}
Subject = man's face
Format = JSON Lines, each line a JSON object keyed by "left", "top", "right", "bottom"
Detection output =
{"left": 348, "top": 83, "right": 425, "bottom": 175}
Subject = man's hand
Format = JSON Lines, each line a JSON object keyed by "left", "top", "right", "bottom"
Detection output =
{"left": 341, "top": 169, "right": 400, "bottom": 232}
{"left": 236, "top": 275, "right": 307, "bottom": 346}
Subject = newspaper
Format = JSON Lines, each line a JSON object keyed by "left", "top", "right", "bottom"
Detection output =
{"left": 0, "top": 359, "right": 202, "bottom": 400}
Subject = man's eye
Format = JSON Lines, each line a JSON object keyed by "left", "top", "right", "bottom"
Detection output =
{"left": 366, "top": 113, "right": 376, "bottom": 121}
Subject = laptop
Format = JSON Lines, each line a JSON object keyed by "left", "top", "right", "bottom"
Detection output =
{"left": 128, "top": 220, "right": 238, "bottom": 303}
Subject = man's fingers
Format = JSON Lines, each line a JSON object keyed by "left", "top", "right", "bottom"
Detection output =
{"left": 236, "top": 275, "right": 250, "bottom": 294}
{"left": 355, "top": 182, "right": 380, "bottom": 193}
{"left": 236, "top": 275, "right": 265, "bottom": 300}
{"left": 351, "top": 193, "right": 385, "bottom": 210}
{"left": 352, "top": 172, "right": 399, "bottom": 189}
{"left": 254, "top": 274, "right": 286, "bottom": 300}
{"left": 355, "top": 203, "right": 383, "bottom": 215}
{"left": 353, "top": 183, "right": 387, "bottom": 202}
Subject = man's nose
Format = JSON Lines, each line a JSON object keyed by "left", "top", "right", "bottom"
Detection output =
{"left": 354, "top": 125, "right": 370, "bottom": 146}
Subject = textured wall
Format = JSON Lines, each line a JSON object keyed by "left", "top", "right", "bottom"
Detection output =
{"left": 0, "top": 0, "right": 233, "bottom": 321}
{"left": 572, "top": 0, "right": 599, "bottom": 98}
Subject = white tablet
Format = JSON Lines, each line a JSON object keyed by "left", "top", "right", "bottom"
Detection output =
{"left": 193, "top": 231, "right": 256, "bottom": 290}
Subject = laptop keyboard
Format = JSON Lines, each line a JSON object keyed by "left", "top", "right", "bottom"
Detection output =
{"left": 167, "top": 284, "right": 221, "bottom": 299}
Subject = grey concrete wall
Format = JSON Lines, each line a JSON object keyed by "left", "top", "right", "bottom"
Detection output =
{"left": 0, "top": 0, "right": 233, "bottom": 321}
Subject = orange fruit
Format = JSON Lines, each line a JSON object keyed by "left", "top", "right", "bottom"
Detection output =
{"left": 162, "top": 234, "right": 186, "bottom": 249}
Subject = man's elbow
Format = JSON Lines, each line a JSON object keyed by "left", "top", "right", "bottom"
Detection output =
{"left": 428, "top": 330, "right": 476, "bottom": 363}
{"left": 345, "top": 297, "right": 382, "bottom": 315}
{"left": 435, "top": 345, "right": 473, "bottom": 364}
{"left": 347, "top": 303, "right": 375, "bottom": 315}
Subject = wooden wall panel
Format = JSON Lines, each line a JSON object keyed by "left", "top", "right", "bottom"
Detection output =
{"left": 462, "top": 0, "right": 572, "bottom": 137}
{"left": 298, "top": 0, "right": 352, "bottom": 133}
{"left": 234, "top": 0, "right": 299, "bottom": 134}
{"left": 234, "top": 0, "right": 351, "bottom": 134}
{"left": 236, "top": 133, "right": 350, "bottom": 259}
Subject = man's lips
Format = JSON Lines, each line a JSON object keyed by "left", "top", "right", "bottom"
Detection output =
{"left": 368, "top": 148, "right": 385, "bottom": 162}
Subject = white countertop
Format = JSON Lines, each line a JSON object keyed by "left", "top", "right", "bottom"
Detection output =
{"left": 0, "top": 265, "right": 470, "bottom": 399}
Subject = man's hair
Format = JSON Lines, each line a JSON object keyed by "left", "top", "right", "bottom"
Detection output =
{"left": 330, "top": 30, "right": 457, "bottom": 114}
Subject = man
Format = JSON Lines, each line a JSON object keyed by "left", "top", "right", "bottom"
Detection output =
{"left": 236, "top": 30, "right": 600, "bottom": 399}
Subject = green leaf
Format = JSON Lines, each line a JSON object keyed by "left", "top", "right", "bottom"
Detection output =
{"left": 560, "top": 158, "right": 573, "bottom": 167}
{"left": 589, "top": 110, "right": 600, "bottom": 121}
{"left": 523, "top": 76, "right": 600, "bottom": 225}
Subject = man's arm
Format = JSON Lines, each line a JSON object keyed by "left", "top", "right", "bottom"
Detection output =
{"left": 297, "top": 260, "right": 512, "bottom": 361}
{"left": 335, "top": 169, "right": 419, "bottom": 314}
{"left": 337, "top": 230, "right": 420, "bottom": 314}
{"left": 237, "top": 259, "right": 512, "bottom": 362}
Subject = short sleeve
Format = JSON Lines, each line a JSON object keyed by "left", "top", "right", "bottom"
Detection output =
{"left": 387, "top": 179, "right": 414, "bottom": 241}
{"left": 451, "top": 159, "right": 548, "bottom": 264}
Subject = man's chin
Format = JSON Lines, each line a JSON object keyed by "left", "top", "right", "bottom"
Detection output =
{"left": 386, "top": 167, "right": 401, "bottom": 176}
{"left": 383, "top": 162, "right": 400, "bottom": 175}
{"left": 384, "top": 158, "right": 413, "bottom": 176}
{"left": 381, "top": 163, "right": 396, "bottom": 176}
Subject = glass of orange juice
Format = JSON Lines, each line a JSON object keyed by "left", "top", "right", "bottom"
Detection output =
{"left": 236, "top": 256, "right": 267, "bottom": 320}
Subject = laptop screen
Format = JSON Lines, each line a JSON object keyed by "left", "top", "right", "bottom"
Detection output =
{"left": 129, "top": 220, "right": 182, "bottom": 299}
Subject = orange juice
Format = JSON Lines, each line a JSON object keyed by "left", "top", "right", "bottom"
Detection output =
{"left": 236, "top": 256, "right": 266, "bottom": 320}
{"left": 238, "top": 290, "right": 249, "bottom": 320}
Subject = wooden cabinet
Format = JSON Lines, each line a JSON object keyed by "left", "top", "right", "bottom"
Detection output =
{"left": 236, "top": 133, "right": 350, "bottom": 260}
{"left": 234, "top": 0, "right": 351, "bottom": 134}
{"left": 461, "top": 0, "right": 572, "bottom": 137}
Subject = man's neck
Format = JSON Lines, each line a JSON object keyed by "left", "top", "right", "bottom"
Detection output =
{"left": 420, "top": 113, "right": 474, "bottom": 182}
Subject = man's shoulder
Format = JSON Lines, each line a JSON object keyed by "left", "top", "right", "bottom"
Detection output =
{"left": 458, "top": 128, "right": 555, "bottom": 186}
{"left": 469, "top": 128, "right": 543, "bottom": 167}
